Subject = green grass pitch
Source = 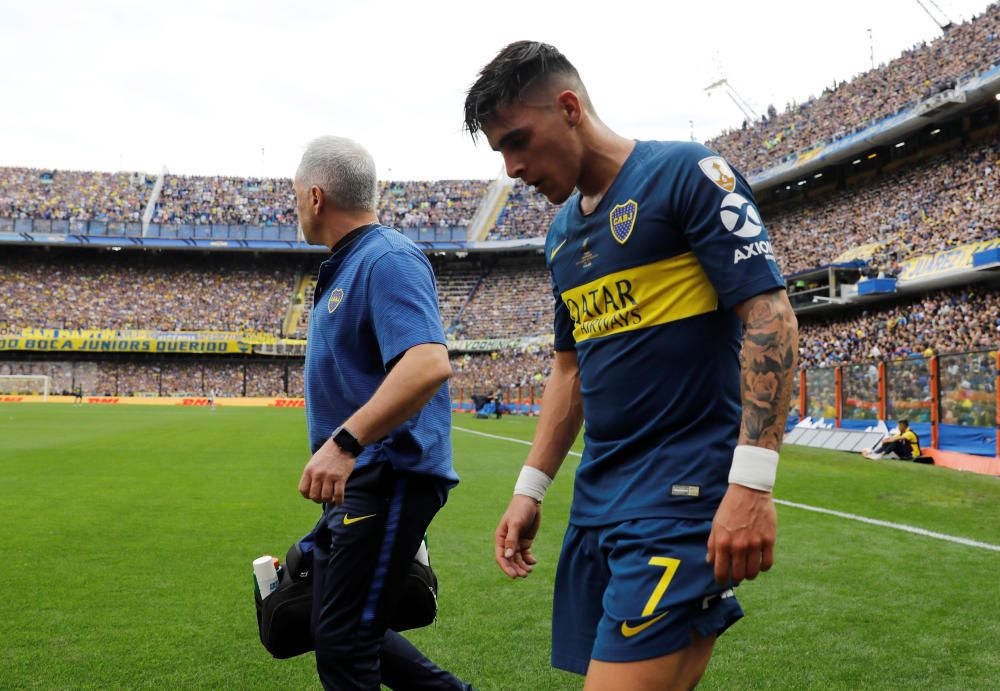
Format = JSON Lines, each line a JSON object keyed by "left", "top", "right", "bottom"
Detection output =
{"left": 2, "top": 403, "right": 999, "bottom": 690}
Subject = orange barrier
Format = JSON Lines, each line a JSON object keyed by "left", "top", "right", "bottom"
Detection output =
{"left": 923, "top": 448, "right": 1000, "bottom": 475}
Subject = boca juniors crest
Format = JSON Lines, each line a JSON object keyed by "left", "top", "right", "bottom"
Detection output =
{"left": 327, "top": 288, "right": 345, "bottom": 314}
{"left": 609, "top": 199, "right": 638, "bottom": 245}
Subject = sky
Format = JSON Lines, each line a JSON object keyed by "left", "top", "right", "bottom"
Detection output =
{"left": 0, "top": 0, "right": 993, "bottom": 181}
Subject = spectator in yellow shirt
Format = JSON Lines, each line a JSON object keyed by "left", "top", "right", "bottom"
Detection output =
{"left": 863, "top": 419, "right": 921, "bottom": 460}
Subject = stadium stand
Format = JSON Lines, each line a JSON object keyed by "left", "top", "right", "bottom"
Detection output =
{"left": 153, "top": 175, "right": 297, "bottom": 226}
{"left": 1, "top": 169, "right": 487, "bottom": 232}
{"left": 488, "top": 181, "right": 560, "bottom": 240}
{"left": 379, "top": 180, "right": 488, "bottom": 230}
{"left": 432, "top": 258, "right": 485, "bottom": 333}
{"left": 3, "top": 4, "right": 1000, "bottom": 458}
{"left": 450, "top": 260, "right": 552, "bottom": 339}
{"left": 156, "top": 176, "right": 488, "bottom": 229}
{"left": 797, "top": 285, "right": 1000, "bottom": 368}
{"left": 450, "top": 347, "right": 552, "bottom": 396}
{"left": 84, "top": 359, "right": 296, "bottom": 397}
{"left": 0, "top": 167, "right": 151, "bottom": 221}
{"left": 2, "top": 246, "right": 998, "bottom": 388}
{"left": 0, "top": 247, "right": 298, "bottom": 333}
{"left": 768, "top": 130, "right": 1000, "bottom": 275}
{"left": 290, "top": 275, "right": 320, "bottom": 339}
{"left": 706, "top": 3, "right": 1000, "bottom": 176}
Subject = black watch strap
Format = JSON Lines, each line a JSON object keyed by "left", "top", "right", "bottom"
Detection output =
{"left": 331, "top": 425, "right": 364, "bottom": 457}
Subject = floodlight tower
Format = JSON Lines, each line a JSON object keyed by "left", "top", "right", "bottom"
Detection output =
{"left": 704, "top": 78, "right": 759, "bottom": 123}
{"left": 913, "top": 0, "right": 955, "bottom": 31}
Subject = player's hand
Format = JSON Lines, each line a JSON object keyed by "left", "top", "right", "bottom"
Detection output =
{"left": 495, "top": 495, "right": 542, "bottom": 579}
{"left": 299, "top": 438, "right": 356, "bottom": 505}
{"left": 706, "top": 484, "right": 777, "bottom": 586}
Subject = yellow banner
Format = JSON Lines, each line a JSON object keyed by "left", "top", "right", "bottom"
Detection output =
{"left": 898, "top": 237, "right": 1000, "bottom": 281}
{"left": 796, "top": 147, "right": 823, "bottom": 164}
{"left": 0, "top": 328, "right": 282, "bottom": 354}
{"left": 833, "top": 241, "right": 889, "bottom": 264}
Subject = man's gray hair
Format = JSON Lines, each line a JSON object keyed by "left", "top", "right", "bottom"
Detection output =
{"left": 295, "top": 135, "right": 378, "bottom": 211}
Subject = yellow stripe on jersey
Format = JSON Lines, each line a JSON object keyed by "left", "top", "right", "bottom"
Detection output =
{"left": 561, "top": 252, "right": 718, "bottom": 343}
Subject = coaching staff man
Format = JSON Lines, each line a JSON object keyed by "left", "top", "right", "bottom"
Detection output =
{"left": 294, "top": 136, "right": 472, "bottom": 691}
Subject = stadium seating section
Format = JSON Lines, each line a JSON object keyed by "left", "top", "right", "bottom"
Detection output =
{"left": 706, "top": 3, "right": 1000, "bottom": 176}
{"left": 0, "top": 249, "right": 297, "bottom": 334}
{"left": 769, "top": 131, "right": 1000, "bottom": 275}
{"left": 1, "top": 170, "right": 487, "bottom": 231}
{"left": 488, "top": 181, "right": 559, "bottom": 240}
{"left": 3, "top": 4, "right": 1000, "bottom": 397}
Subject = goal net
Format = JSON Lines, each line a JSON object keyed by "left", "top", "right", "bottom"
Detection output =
{"left": 0, "top": 375, "right": 50, "bottom": 400}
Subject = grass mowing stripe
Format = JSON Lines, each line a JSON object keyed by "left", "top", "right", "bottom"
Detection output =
{"left": 4, "top": 407, "right": 999, "bottom": 689}
{"left": 453, "top": 425, "right": 1000, "bottom": 553}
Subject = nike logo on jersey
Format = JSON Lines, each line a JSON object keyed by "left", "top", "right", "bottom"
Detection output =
{"left": 343, "top": 513, "right": 376, "bottom": 525}
{"left": 620, "top": 612, "right": 668, "bottom": 638}
{"left": 550, "top": 239, "right": 568, "bottom": 261}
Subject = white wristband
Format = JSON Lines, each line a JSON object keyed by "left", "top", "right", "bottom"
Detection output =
{"left": 728, "top": 445, "right": 779, "bottom": 492}
{"left": 514, "top": 465, "right": 553, "bottom": 503}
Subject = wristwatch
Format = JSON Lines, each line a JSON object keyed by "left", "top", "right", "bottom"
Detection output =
{"left": 330, "top": 425, "right": 364, "bottom": 457}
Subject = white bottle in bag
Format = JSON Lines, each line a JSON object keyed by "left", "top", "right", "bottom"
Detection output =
{"left": 253, "top": 555, "right": 280, "bottom": 599}
{"left": 414, "top": 539, "right": 429, "bottom": 566}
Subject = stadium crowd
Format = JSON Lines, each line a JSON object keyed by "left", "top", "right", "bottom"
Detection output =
{"left": 0, "top": 167, "right": 150, "bottom": 221}
{"left": 4, "top": 280, "right": 998, "bottom": 427}
{"left": 433, "top": 259, "right": 485, "bottom": 333}
{"left": 153, "top": 175, "right": 297, "bottom": 226}
{"left": 0, "top": 249, "right": 298, "bottom": 333}
{"left": 707, "top": 3, "right": 1000, "bottom": 175}
{"left": 84, "top": 359, "right": 296, "bottom": 397}
{"left": 797, "top": 285, "right": 999, "bottom": 368}
{"left": 449, "top": 262, "right": 553, "bottom": 339}
{"left": 1, "top": 168, "right": 488, "bottom": 231}
{"left": 0, "top": 358, "right": 303, "bottom": 398}
{"left": 767, "top": 132, "right": 1000, "bottom": 275}
{"left": 449, "top": 347, "right": 552, "bottom": 397}
{"left": 489, "top": 181, "right": 560, "bottom": 240}
{"left": 379, "top": 180, "right": 487, "bottom": 230}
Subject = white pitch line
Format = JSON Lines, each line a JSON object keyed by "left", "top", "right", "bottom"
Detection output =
{"left": 454, "top": 425, "right": 578, "bottom": 454}
{"left": 453, "top": 425, "right": 1000, "bottom": 554}
{"left": 772, "top": 499, "right": 1000, "bottom": 552}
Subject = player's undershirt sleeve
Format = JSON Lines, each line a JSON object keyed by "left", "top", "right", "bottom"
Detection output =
{"left": 368, "top": 249, "right": 447, "bottom": 368}
{"left": 672, "top": 144, "right": 786, "bottom": 310}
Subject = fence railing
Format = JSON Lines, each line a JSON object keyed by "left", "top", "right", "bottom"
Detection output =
{"left": 0, "top": 217, "right": 468, "bottom": 243}
{"left": 450, "top": 383, "right": 545, "bottom": 415}
{"left": 795, "top": 350, "right": 998, "bottom": 457}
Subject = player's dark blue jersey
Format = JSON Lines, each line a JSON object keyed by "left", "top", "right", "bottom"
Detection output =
{"left": 546, "top": 140, "right": 785, "bottom": 526}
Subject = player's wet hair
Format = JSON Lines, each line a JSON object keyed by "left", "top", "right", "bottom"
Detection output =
{"left": 464, "top": 41, "right": 585, "bottom": 139}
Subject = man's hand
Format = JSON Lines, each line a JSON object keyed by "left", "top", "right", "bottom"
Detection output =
{"left": 299, "top": 438, "right": 356, "bottom": 505}
{"left": 706, "top": 484, "right": 777, "bottom": 585}
{"left": 495, "top": 495, "right": 542, "bottom": 579}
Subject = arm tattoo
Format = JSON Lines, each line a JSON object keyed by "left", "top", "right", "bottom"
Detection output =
{"left": 738, "top": 290, "right": 799, "bottom": 450}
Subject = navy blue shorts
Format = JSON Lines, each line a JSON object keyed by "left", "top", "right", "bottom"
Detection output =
{"left": 551, "top": 518, "right": 744, "bottom": 675}
{"left": 311, "top": 462, "right": 468, "bottom": 690}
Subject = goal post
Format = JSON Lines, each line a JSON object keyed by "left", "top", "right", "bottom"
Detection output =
{"left": 0, "top": 375, "right": 51, "bottom": 400}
